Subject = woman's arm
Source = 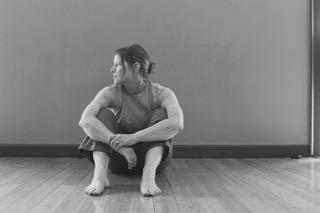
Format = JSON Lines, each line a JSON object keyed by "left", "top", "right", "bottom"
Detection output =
{"left": 133, "top": 87, "right": 184, "bottom": 142}
{"left": 110, "top": 87, "right": 184, "bottom": 151}
{"left": 78, "top": 87, "right": 115, "bottom": 144}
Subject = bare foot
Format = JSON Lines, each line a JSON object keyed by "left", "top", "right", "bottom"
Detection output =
{"left": 118, "top": 147, "right": 137, "bottom": 170}
{"left": 140, "top": 172, "right": 161, "bottom": 197}
{"left": 84, "top": 177, "right": 110, "bottom": 196}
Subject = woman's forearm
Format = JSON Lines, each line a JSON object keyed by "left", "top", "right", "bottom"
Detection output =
{"left": 79, "top": 117, "right": 114, "bottom": 144}
{"left": 133, "top": 118, "right": 182, "bottom": 142}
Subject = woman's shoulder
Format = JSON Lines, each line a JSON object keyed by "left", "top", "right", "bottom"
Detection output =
{"left": 150, "top": 81, "right": 167, "bottom": 92}
{"left": 106, "top": 84, "right": 122, "bottom": 95}
{"left": 150, "top": 81, "right": 174, "bottom": 108}
{"left": 95, "top": 84, "right": 120, "bottom": 97}
{"left": 150, "top": 81, "right": 175, "bottom": 96}
{"left": 96, "top": 84, "right": 122, "bottom": 108}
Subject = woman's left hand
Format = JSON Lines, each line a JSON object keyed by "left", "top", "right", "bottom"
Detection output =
{"left": 109, "top": 134, "right": 138, "bottom": 151}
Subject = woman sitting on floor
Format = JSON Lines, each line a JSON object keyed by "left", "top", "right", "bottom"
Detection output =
{"left": 78, "top": 44, "right": 184, "bottom": 196}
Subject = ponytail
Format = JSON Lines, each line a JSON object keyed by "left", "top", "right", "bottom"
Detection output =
{"left": 147, "top": 62, "right": 157, "bottom": 74}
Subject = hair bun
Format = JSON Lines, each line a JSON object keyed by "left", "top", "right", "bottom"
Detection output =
{"left": 148, "top": 62, "right": 157, "bottom": 74}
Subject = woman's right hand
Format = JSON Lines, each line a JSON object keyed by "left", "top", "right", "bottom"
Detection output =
{"left": 117, "top": 147, "right": 137, "bottom": 170}
{"left": 108, "top": 134, "right": 137, "bottom": 169}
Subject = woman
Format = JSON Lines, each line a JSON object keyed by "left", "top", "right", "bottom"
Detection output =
{"left": 78, "top": 44, "right": 184, "bottom": 197}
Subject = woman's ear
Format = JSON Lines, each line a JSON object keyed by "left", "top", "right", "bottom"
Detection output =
{"left": 133, "top": 62, "right": 141, "bottom": 73}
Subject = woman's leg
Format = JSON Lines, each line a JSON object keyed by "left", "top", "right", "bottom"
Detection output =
{"left": 141, "top": 145, "right": 164, "bottom": 196}
{"left": 140, "top": 108, "right": 173, "bottom": 196}
{"left": 80, "top": 108, "right": 117, "bottom": 196}
{"left": 84, "top": 151, "right": 110, "bottom": 195}
{"left": 79, "top": 108, "right": 139, "bottom": 195}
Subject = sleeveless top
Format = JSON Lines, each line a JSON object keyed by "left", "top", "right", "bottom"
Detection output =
{"left": 108, "top": 80, "right": 162, "bottom": 134}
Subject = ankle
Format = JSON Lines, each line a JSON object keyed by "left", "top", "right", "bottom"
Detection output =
{"left": 93, "top": 170, "right": 108, "bottom": 180}
{"left": 143, "top": 166, "right": 156, "bottom": 174}
{"left": 142, "top": 169, "right": 156, "bottom": 180}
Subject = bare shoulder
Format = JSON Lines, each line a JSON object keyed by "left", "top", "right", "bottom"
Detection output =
{"left": 157, "top": 85, "right": 181, "bottom": 108}
{"left": 81, "top": 84, "right": 120, "bottom": 118}
{"left": 91, "top": 84, "right": 120, "bottom": 108}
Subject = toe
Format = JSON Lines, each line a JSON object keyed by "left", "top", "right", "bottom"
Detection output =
{"left": 84, "top": 186, "right": 91, "bottom": 195}
{"left": 91, "top": 191, "right": 100, "bottom": 196}
{"left": 90, "top": 186, "right": 105, "bottom": 196}
{"left": 145, "top": 189, "right": 155, "bottom": 197}
{"left": 143, "top": 192, "right": 152, "bottom": 197}
{"left": 155, "top": 188, "right": 160, "bottom": 195}
{"left": 88, "top": 187, "right": 96, "bottom": 195}
{"left": 141, "top": 188, "right": 151, "bottom": 197}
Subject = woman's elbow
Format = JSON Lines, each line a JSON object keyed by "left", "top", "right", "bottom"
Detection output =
{"left": 79, "top": 118, "right": 90, "bottom": 129}
{"left": 174, "top": 120, "right": 184, "bottom": 132}
{"left": 177, "top": 122, "right": 184, "bottom": 131}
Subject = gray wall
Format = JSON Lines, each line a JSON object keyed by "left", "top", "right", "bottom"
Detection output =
{"left": 0, "top": 0, "right": 310, "bottom": 145}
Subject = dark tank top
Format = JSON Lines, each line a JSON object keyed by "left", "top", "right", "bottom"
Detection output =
{"left": 111, "top": 80, "right": 161, "bottom": 134}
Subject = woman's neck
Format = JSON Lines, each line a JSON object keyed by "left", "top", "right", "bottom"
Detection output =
{"left": 122, "top": 78, "right": 146, "bottom": 95}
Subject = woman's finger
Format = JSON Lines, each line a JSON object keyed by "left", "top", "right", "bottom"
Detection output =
{"left": 110, "top": 134, "right": 120, "bottom": 149}
{"left": 107, "top": 135, "right": 115, "bottom": 146}
{"left": 110, "top": 134, "right": 120, "bottom": 144}
{"left": 132, "top": 153, "right": 137, "bottom": 167}
{"left": 124, "top": 155, "right": 132, "bottom": 169}
{"left": 129, "top": 154, "right": 136, "bottom": 170}
{"left": 115, "top": 142, "right": 121, "bottom": 150}
{"left": 130, "top": 153, "right": 136, "bottom": 169}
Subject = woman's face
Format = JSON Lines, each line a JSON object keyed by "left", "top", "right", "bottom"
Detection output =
{"left": 110, "top": 54, "right": 132, "bottom": 85}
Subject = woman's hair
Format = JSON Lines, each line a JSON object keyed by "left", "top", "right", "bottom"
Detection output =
{"left": 114, "top": 44, "right": 157, "bottom": 79}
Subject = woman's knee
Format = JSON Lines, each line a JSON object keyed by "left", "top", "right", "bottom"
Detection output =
{"left": 145, "top": 145, "right": 164, "bottom": 157}
{"left": 96, "top": 108, "right": 118, "bottom": 133}
{"left": 148, "top": 108, "right": 167, "bottom": 126}
{"left": 93, "top": 150, "right": 109, "bottom": 160}
{"left": 96, "top": 108, "right": 115, "bottom": 122}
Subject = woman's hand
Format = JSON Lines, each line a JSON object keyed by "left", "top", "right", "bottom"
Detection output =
{"left": 117, "top": 147, "right": 137, "bottom": 170}
{"left": 109, "top": 134, "right": 138, "bottom": 151}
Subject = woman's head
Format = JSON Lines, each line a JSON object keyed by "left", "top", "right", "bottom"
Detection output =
{"left": 111, "top": 44, "right": 156, "bottom": 82}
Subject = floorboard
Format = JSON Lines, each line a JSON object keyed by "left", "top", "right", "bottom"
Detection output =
{"left": 1, "top": 157, "right": 320, "bottom": 213}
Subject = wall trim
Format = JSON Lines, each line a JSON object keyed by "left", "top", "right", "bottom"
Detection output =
{"left": 0, "top": 144, "right": 311, "bottom": 158}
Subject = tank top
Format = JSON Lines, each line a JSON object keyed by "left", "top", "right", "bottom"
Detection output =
{"left": 109, "top": 79, "right": 162, "bottom": 134}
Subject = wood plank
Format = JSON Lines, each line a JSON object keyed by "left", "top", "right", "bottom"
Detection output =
{"left": 0, "top": 158, "right": 40, "bottom": 185}
{"left": 179, "top": 159, "right": 248, "bottom": 213}
{"left": 162, "top": 159, "right": 203, "bottom": 213}
{"left": 153, "top": 170, "right": 182, "bottom": 213}
{"left": 1, "top": 158, "right": 86, "bottom": 213}
{"left": 107, "top": 173, "right": 154, "bottom": 213}
{"left": 56, "top": 170, "right": 113, "bottom": 213}
{"left": 0, "top": 158, "right": 74, "bottom": 211}
{"left": 2, "top": 157, "right": 320, "bottom": 213}
{"left": 0, "top": 158, "right": 73, "bottom": 198}
{"left": 179, "top": 159, "right": 231, "bottom": 213}
{"left": 27, "top": 159, "right": 91, "bottom": 213}
{"left": 206, "top": 159, "right": 287, "bottom": 213}
{"left": 240, "top": 158, "right": 320, "bottom": 212}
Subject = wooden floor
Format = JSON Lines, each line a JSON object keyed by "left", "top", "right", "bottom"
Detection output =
{"left": 1, "top": 158, "right": 320, "bottom": 213}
